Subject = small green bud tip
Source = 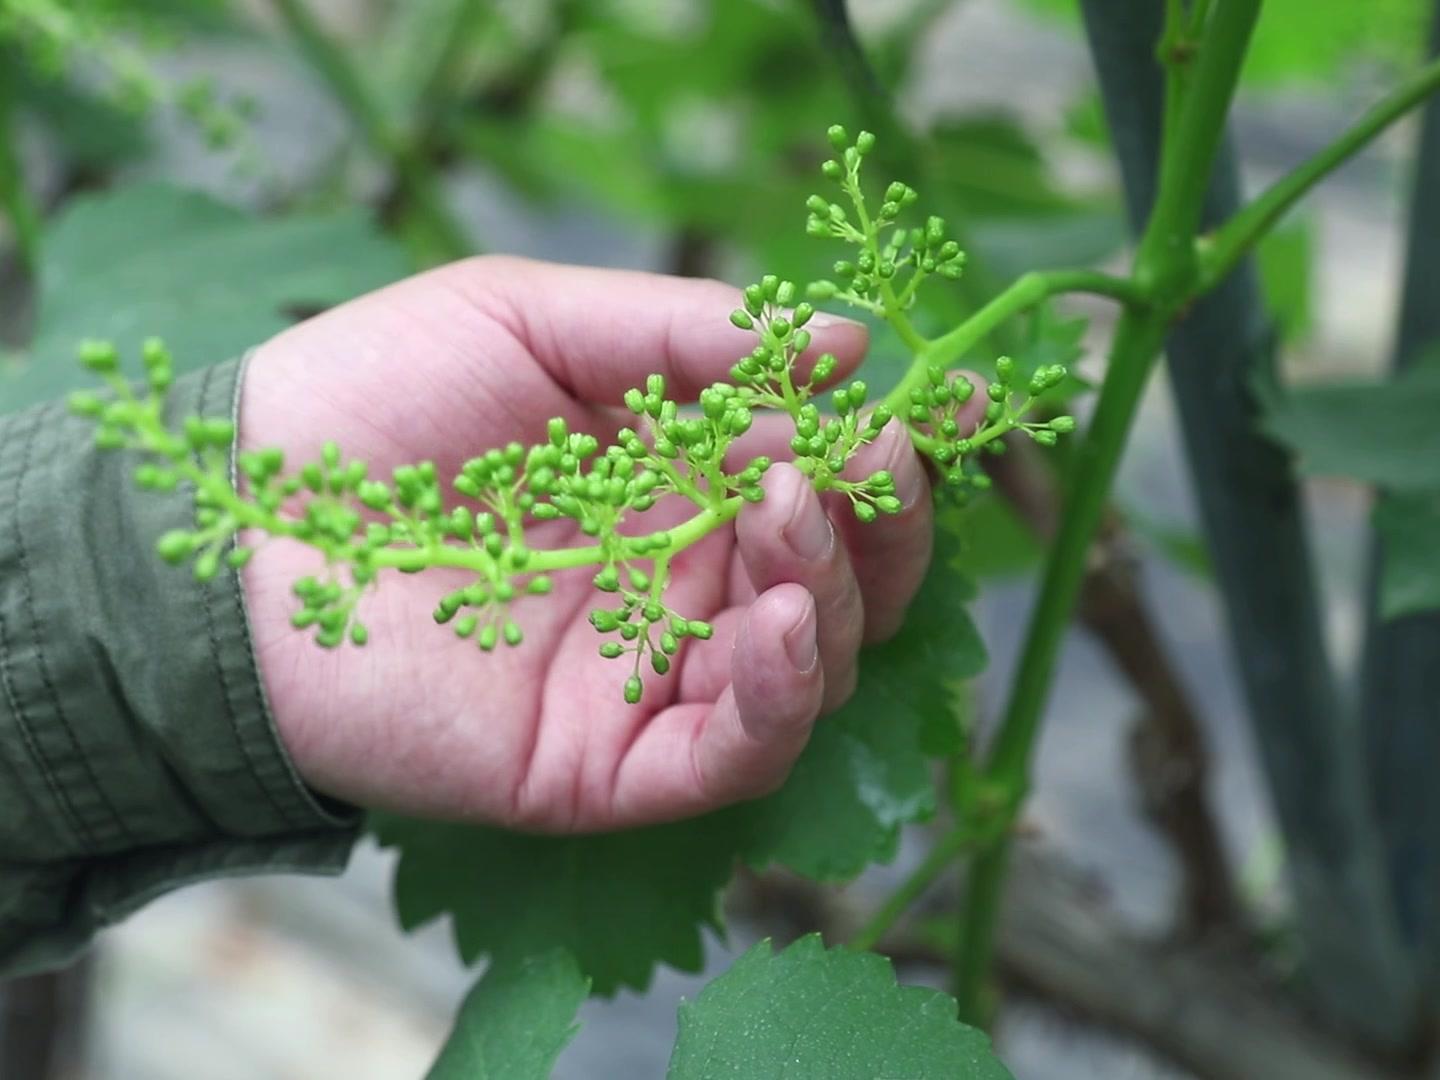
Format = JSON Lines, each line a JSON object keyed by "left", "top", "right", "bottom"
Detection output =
{"left": 504, "top": 621, "right": 523, "bottom": 647}
{"left": 156, "top": 530, "right": 194, "bottom": 565}
{"left": 807, "top": 280, "right": 837, "bottom": 301}
{"left": 1049, "top": 415, "right": 1077, "bottom": 433}
{"left": 854, "top": 502, "right": 877, "bottom": 524}
{"left": 826, "top": 124, "right": 849, "bottom": 151}
{"left": 689, "top": 621, "right": 714, "bottom": 640}
{"left": 67, "top": 391, "right": 105, "bottom": 417}
{"left": 350, "top": 623, "right": 369, "bottom": 646}
{"left": 729, "top": 309, "right": 754, "bottom": 331}
{"left": 600, "top": 642, "right": 624, "bottom": 659}
{"left": 624, "top": 676, "right": 644, "bottom": 705}
{"left": 651, "top": 653, "right": 670, "bottom": 676}
{"left": 856, "top": 130, "right": 876, "bottom": 154}
{"left": 78, "top": 340, "right": 119, "bottom": 372}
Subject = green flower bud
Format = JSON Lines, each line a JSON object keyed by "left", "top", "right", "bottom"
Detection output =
{"left": 689, "top": 621, "right": 714, "bottom": 640}
{"left": 624, "top": 676, "right": 643, "bottom": 705}
{"left": 995, "top": 355, "right": 1014, "bottom": 383}
{"left": 876, "top": 495, "right": 903, "bottom": 514}
{"left": 807, "top": 280, "right": 838, "bottom": 301}
{"left": 826, "top": 124, "right": 849, "bottom": 151}
{"left": 856, "top": 130, "right": 875, "bottom": 154}
{"left": 1049, "top": 415, "right": 1077, "bottom": 433}
{"left": 821, "top": 159, "right": 843, "bottom": 181}
{"left": 478, "top": 625, "right": 498, "bottom": 651}
{"left": 591, "top": 609, "right": 620, "bottom": 633}
{"left": 454, "top": 614, "right": 478, "bottom": 638}
{"left": 226, "top": 547, "right": 253, "bottom": 569}
{"left": 595, "top": 566, "right": 620, "bottom": 592}
{"left": 599, "top": 642, "right": 624, "bottom": 659}
{"left": 350, "top": 622, "right": 369, "bottom": 646}
{"left": 78, "top": 339, "right": 120, "bottom": 373}
{"left": 156, "top": 530, "right": 195, "bottom": 565}
{"left": 853, "top": 502, "right": 877, "bottom": 524}
{"left": 194, "top": 550, "right": 220, "bottom": 582}
{"left": 504, "top": 621, "right": 523, "bottom": 647}
{"left": 651, "top": 652, "right": 671, "bottom": 675}
{"left": 730, "top": 309, "right": 754, "bottom": 330}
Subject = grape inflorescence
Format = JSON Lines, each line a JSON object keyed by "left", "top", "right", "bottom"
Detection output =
{"left": 73, "top": 127, "right": 1075, "bottom": 703}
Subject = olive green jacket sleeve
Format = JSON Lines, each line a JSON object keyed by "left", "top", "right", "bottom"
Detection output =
{"left": 0, "top": 358, "right": 359, "bottom": 977}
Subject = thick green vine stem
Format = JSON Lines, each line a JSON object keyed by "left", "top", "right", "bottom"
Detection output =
{"left": 70, "top": 126, "right": 1074, "bottom": 703}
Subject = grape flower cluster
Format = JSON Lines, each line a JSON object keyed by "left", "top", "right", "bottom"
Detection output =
{"left": 72, "top": 126, "right": 1077, "bottom": 703}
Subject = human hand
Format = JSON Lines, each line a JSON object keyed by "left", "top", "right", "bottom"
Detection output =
{"left": 239, "top": 257, "right": 983, "bottom": 832}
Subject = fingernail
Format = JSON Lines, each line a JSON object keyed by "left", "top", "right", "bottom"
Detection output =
{"left": 805, "top": 311, "right": 866, "bottom": 330}
{"left": 783, "top": 487, "right": 834, "bottom": 561}
{"left": 783, "top": 597, "right": 819, "bottom": 673}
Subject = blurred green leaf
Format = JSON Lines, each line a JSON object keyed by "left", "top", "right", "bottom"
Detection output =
{"left": 951, "top": 495, "right": 1044, "bottom": 579}
{"left": 1258, "top": 218, "right": 1314, "bottom": 341}
{"left": 1123, "top": 504, "right": 1215, "bottom": 582}
{"left": 15, "top": 62, "right": 150, "bottom": 169}
{"left": 667, "top": 935, "right": 1012, "bottom": 1080}
{"left": 428, "top": 950, "right": 588, "bottom": 1080}
{"left": 3, "top": 183, "right": 408, "bottom": 415}
{"left": 1258, "top": 353, "right": 1440, "bottom": 490}
{"left": 1373, "top": 492, "right": 1440, "bottom": 619}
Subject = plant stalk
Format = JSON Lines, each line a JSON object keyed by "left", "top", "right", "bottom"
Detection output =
{"left": 951, "top": 0, "right": 1259, "bottom": 1023}
{"left": 1201, "top": 51, "right": 1440, "bottom": 291}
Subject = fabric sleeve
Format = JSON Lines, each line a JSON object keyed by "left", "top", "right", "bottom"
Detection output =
{"left": 0, "top": 357, "right": 359, "bottom": 977}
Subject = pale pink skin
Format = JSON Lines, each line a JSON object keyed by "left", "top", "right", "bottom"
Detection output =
{"left": 239, "top": 257, "right": 984, "bottom": 833}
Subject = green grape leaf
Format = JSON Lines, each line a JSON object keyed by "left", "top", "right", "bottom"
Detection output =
{"left": 950, "top": 496, "right": 1043, "bottom": 580}
{"left": 3, "top": 183, "right": 408, "bottom": 415}
{"left": 667, "top": 935, "right": 1013, "bottom": 1080}
{"left": 732, "top": 520, "right": 985, "bottom": 879}
{"left": 371, "top": 813, "right": 737, "bottom": 997}
{"left": 1374, "top": 491, "right": 1440, "bottom": 620}
{"left": 428, "top": 950, "right": 588, "bottom": 1080}
{"left": 1258, "top": 354, "right": 1440, "bottom": 490}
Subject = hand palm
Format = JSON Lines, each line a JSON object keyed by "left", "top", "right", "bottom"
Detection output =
{"left": 240, "top": 258, "right": 960, "bottom": 831}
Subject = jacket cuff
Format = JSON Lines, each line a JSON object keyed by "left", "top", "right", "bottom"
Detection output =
{"left": 0, "top": 357, "right": 359, "bottom": 975}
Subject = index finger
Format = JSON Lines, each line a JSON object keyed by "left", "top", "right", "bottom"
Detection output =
{"left": 448, "top": 256, "right": 870, "bottom": 403}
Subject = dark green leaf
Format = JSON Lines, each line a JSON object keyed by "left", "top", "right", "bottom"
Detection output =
{"left": 372, "top": 813, "right": 737, "bottom": 996}
{"left": 3, "top": 184, "right": 408, "bottom": 415}
{"left": 1258, "top": 355, "right": 1440, "bottom": 490}
{"left": 1374, "top": 491, "right": 1440, "bottom": 620}
{"left": 667, "top": 935, "right": 1012, "bottom": 1080}
{"left": 428, "top": 950, "right": 588, "bottom": 1080}
{"left": 950, "top": 495, "right": 1043, "bottom": 579}
{"left": 733, "top": 520, "right": 984, "bottom": 878}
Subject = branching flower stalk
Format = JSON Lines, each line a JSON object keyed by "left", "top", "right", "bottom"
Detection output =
{"left": 72, "top": 125, "right": 1079, "bottom": 705}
